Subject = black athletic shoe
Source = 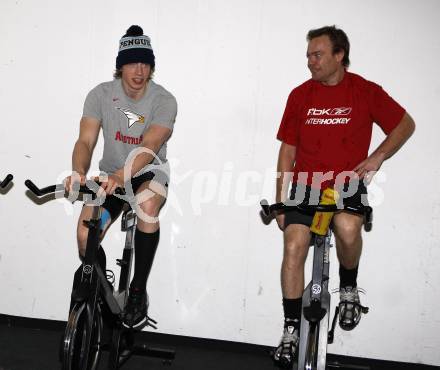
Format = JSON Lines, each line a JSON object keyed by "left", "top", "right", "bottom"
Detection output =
{"left": 123, "top": 288, "right": 148, "bottom": 329}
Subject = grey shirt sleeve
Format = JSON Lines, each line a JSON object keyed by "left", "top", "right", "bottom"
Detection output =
{"left": 82, "top": 87, "right": 102, "bottom": 122}
{"left": 150, "top": 94, "right": 177, "bottom": 130}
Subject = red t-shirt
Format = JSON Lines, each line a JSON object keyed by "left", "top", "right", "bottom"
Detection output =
{"left": 277, "top": 71, "right": 405, "bottom": 188}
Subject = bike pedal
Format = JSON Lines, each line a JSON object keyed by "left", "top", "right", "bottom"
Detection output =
{"left": 147, "top": 321, "right": 158, "bottom": 330}
{"left": 328, "top": 331, "right": 335, "bottom": 344}
{"left": 279, "top": 356, "right": 294, "bottom": 368}
{"left": 361, "top": 306, "right": 369, "bottom": 314}
{"left": 147, "top": 316, "right": 158, "bottom": 329}
{"left": 116, "top": 258, "right": 128, "bottom": 266}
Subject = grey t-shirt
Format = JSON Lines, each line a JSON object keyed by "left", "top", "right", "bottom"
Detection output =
{"left": 82, "top": 79, "right": 177, "bottom": 175}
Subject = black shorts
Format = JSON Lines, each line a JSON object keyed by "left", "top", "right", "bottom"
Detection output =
{"left": 284, "top": 182, "right": 368, "bottom": 228}
{"left": 102, "top": 171, "right": 168, "bottom": 221}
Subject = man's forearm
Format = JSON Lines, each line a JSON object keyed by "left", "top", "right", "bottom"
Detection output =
{"left": 114, "top": 139, "right": 163, "bottom": 181}
{"left": 72, "top": 141, "right": 93, "bottom": 175}
{"left": 276, "top": 166, "right": 294, "bottom": 203}
{"left": 276, "top": 144, "right": 296, "bottom": 203}
{"left": 115, "top": 150, "right": 154, "bottom": 180}
{"left": 372, "top": 113, "right": 415, "bottom": 161}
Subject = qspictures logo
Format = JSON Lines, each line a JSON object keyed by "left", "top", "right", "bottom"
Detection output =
{"left": 305, "top": 107, "right": 352, "bottom": 125}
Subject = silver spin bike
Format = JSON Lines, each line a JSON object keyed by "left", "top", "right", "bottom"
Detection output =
{"left": 261, "top": 188, "right": 372, "bottom": 370}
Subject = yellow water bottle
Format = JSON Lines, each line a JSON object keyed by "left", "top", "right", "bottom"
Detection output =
{"left": 310, "top": 188, "right": 339, "bottom": 236}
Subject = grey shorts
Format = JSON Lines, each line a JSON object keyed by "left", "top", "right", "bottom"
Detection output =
{"left": 284, "top": 182, "right": 368, "bottom": 228}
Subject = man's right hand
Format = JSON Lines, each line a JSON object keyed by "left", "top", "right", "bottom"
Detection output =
{"left": 64, "top": 171, "right": 86, "bottom": 193}
{"left": 275, "top": 213, "right": 285, "bottom": 231}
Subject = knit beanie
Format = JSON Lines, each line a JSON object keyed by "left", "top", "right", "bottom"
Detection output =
{"left": 116, "top": 25, "right": 155, "bottom": 70}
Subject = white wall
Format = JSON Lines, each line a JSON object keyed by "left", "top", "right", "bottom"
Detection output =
{"left": 1, "top": 0, "right": 439, "bottom": 366}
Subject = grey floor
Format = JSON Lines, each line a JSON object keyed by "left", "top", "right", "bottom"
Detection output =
{"left": 0, "top": 323, "right": 274, "bottom": 370}
{"left": 0, "top": 317, "right": 438, "bottom": 370}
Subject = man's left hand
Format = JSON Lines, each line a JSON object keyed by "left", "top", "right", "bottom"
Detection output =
{"left": 96, "top": 173, "right": 125, "bottom": 195}
{"left": 353, "top": 152, "right": 385, "bottom": 184}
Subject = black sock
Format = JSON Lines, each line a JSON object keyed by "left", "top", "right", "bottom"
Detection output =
{"left": 283, "top": 297, "right": 302, "bottom": 329}
{"left": 339, "top": 264, "right": 358, "bottom": 288}
{"left": 130, "top": 229, "right": 159, "bottom": 292}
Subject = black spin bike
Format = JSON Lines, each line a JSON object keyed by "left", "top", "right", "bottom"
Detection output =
{"left": 25, "top": 179, "right": 175, "bottom": 370}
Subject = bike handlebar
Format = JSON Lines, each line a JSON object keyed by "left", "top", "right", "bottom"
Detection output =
{"left": 0, "top": 174, "right": 13, "bottom": 188}
{"left": 260, "top": 199, "right": 373, "bottom": 231}
{"left": 24, "top": 179, "right": 126, "bottom": 198}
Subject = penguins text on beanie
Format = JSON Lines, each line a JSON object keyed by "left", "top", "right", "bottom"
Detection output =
{"left": 116, "top": 25, "right": 155, "bottom": 70}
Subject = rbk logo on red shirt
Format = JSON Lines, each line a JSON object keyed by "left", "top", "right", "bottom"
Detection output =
{"left": 306, "top": 107, "right": 352, "bottom": 125}
{"left": 307, "top": 107, "right": 352, "bottom": 115}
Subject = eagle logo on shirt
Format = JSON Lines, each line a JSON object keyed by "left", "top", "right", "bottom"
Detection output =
{"left": 116, "top": 107, "right": 145, "bottom": 129}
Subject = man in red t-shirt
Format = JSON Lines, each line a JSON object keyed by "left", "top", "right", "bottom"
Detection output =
{"left": 273, "top": 25, "right": 415, "bottom": 366}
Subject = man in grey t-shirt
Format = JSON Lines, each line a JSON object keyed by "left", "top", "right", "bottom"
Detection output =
{"left": 65, "top": 25, "right": 177, "bottom": 329}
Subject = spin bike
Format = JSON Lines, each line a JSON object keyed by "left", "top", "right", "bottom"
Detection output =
{"left": 261, "top": 188, "right": 372, "bottom": 370}
{"left": 0, "top": 174, "right": 13, "bottom": 189}
{"left": 25, "top": 179, "right": 175, "bottom": 370}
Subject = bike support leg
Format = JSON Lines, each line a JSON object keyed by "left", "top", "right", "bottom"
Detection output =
{"left": 106, "top": 329, "right": 175, "bottom": 369}
{"left": 131, "top": 342, "right": 175, "bottom": 362}
{"left": 327, "top": 363, "right": 371, "bottom": 370}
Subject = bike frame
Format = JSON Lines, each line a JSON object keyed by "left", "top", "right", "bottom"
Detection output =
{"left": 67, "top": 196, "right": 154, "bottom": 370}
{"left": 71, "top": 201, "right": 105, "bottom": 369}
{"left": 298, "top": 232, "right": 332, "bottom": 370}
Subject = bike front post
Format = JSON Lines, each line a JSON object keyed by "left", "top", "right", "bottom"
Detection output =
{"left": 298, "top": 233, "right": 332, "bottom": 370}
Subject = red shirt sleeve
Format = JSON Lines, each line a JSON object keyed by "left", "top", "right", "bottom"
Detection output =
{"left": 369, "top": 84, "right": 406, "bottom": 134}
{"left": 277, "top": 90, "right": 300, "bottom": 146}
